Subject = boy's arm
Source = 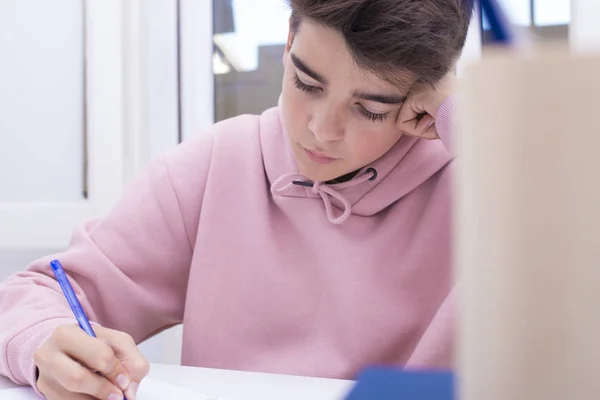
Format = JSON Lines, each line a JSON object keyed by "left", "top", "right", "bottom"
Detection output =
{"left": 435, "top": 94, "right": 457, "bottom": 154}
{"left": 0, "top": 134, "right": 213, "bottom": 388}
{"left": 397, "top": 72, "right": 457, "bottom": 154}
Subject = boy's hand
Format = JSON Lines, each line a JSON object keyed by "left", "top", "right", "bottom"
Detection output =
{"left": 397, "top": 72, "right": 456, "bottom": 140}
{"left": 34, "top": 325, "right": 150, "bottom": 400}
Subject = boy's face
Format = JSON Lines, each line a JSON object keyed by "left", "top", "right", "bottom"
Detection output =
{"left": 281, "top": 20, "right": 414, "bottom": 182}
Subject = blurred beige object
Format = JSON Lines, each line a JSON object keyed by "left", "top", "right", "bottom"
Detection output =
{"left": 456, "top": 44, "right": 600, "bottom": 400}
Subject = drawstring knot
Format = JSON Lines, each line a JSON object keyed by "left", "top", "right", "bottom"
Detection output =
{"left": 311, "top": 181, "right": 323, "bottom": 193}
{"left": 270, "top": 168, "right": 378, "bottom": 224}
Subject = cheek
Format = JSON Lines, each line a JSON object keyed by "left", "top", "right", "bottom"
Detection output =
{"left": 347, "top": 127, "right": 402, "bottom": 161}
{"left": 282, "top": 80, "right": 310, "bottom": 133}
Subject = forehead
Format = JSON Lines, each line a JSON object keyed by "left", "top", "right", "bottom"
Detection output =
{"left": 291, "top": 20, "right": 415, "bottom": 92}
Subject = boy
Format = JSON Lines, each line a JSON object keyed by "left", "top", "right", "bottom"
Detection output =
{"left": 0, "top": 1, "right": 472, "bottom": 399}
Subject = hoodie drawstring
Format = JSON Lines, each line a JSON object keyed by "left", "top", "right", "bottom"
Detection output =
{"left": 270, "top": 168, "right": 377, "bottom": 225}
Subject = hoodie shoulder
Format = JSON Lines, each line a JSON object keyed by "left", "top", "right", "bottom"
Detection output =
{"left": 161, "top": 110, "right": 270, "bottom": 246}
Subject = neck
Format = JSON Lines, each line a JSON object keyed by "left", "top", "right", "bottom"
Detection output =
{"left": 326, "top": 169, "right": 360, "bottom": 184}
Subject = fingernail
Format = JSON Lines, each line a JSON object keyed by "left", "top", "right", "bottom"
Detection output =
{"left": 125, "top": 382, "right": 139, "bottom": 400}
{"left": 116, "top": 374, "right": 130, "bottom": 390}
{"left": 108, "top": 393, "right": 122, "bottom": 400}
{"left": 427, "top": 119, "right": 436, "bottom": 128}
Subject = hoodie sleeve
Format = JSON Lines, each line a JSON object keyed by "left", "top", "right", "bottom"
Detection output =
{"left": 0, "top": 134, "right": 214, "bottom": 388}
{"left": 436, "top": 94, "right": 457, "bottom": 155}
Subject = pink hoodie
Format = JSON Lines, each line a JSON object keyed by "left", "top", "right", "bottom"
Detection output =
{"left": 0, "top": 96, "right": 456, "bottom": 389}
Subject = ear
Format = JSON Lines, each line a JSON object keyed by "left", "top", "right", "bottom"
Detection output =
{"left": 283, "top": 18, "right": 295, "bottom": 67}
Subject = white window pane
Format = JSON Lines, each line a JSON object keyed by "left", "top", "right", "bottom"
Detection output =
{"left": 214, "top": 0, "right": 290, "bottom": 72}
{"left": 0, "top": 0, "right": 84, "bottom": 202}
{"left": 213, "top": 0, "right": 289, "bottom": 121}
{"left": 534, "top": 0, "right": 571, "bottom": 26}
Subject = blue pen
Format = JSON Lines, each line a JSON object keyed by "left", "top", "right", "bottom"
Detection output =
{"left": 50, "top": 259, "right": 97, "bottom": 337}
{"left": 50, "top": 259, "right": 127, "bottom": 399}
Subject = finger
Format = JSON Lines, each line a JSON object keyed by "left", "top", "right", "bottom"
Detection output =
{"left": 39, "top": 375, "right": 98, "bottom": 400}
{"left": 49, "top": 353, "right": 124, "bottom": 400}
{"left": 96, "top": 327, "right": 150, "bottom": 398}
{"left": 415, "top": 114, "right": 439, "bottom": 140}
{"left": 423, "top": 122, "right": 439, "bottom": 140}
{"left": 97, "top": 327, "right": 150, "bottom": 380}
{"left": 397, "top": 101, "right": 420, "bottom": 133}
{"left": 53, "top": 326, "right": 131, "bottom": 392}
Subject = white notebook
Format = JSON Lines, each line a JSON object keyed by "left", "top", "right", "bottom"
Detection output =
{"left": 0, "top": 378, "right": 226, "bottom": 400}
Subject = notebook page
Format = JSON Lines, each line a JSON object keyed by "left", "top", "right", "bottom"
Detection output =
{"left": 0, "top": 378, "right": 227, "bottom": 400}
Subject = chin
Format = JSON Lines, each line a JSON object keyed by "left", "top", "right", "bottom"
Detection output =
{"left": 298, "top": 163, "right": 345, "bottom": 182}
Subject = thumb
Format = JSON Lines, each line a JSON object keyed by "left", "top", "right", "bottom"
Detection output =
{"left": 414, "top": 114, "right": 439, "bottom": 140}
{"left": 96, "top": 327, "right": 150, "bottom": 398}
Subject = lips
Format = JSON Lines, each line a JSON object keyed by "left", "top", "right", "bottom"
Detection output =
{"left": 308, "top": 149, "right": 334, "bottom": 158}
{"left": 304, "top": 148, "right": 338, "bottom": 165}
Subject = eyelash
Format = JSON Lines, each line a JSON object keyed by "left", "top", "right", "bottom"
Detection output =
{"left": 293, "top": 74, "right": 388, "bottom": 123}
{"left": 293, "top": 74, "right": 321, "bottom": 93}
{"left": 358, "top": 107, "right": 388, "bottom": 123}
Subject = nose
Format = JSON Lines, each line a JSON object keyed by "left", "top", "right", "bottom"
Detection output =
{"left": 308, "top": 105, "right": 345, "bottom": 143}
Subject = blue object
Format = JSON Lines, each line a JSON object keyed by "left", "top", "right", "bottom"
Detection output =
{"left": 50, "top": 259, "right": 127, "bottom": 400}
{"left": 344, "top": 367, "right": 454, "bottom": 400}
{"left": 50, "top": 259, "right": 97, "bottom": 337}
{"left": 479, "top": 0, "right": 514, "bottom": 45}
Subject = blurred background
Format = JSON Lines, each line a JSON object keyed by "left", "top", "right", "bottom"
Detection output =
{"left": 482, "top": 0, "right": 570, "bottom": 43}
{"left": 0, "top": 0, "right": 587, "bottom": 364}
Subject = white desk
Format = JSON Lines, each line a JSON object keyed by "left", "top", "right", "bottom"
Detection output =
{"left": 0, "top": 363, "right": 355, "bottom": 400}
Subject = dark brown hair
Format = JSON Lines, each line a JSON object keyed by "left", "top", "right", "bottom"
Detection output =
{"left": 287, "top": 0, "right": 474, "bottom": 87}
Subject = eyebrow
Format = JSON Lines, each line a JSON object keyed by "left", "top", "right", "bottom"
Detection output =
{"left": 290, "top": 52, "right": 406, "bottom": 105}
{"left": 291, "top": 53, "right": 327, "bottom": 84}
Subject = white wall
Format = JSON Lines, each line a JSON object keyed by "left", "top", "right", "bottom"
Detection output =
{"left": 571, "top": 0, "right": 600, "bottom": 51}
{"left": 0, "top": 249, "right": 56, "bottom": 282}
{"left": 457, "top": 9, "right": 483, "bottom": 76}
{"left": 122, "top": 0, "right": 180, "bottom": 183}
{"left": 179, "top": 0, "right": 214, "bottom": 140}
{"left": 0, "top": 0, "right": 84, "bottom": 202}
{"left": 0, "top": 0, "right": 182, "bottom": 365}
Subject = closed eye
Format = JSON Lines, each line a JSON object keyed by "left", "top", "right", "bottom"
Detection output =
{"left": 357, "top": 105, "right": 388, "bottom": 123}
{"left": 294, "top": 73, "right": 388, "bottom": 123}
{"left": 293, "top": 74, "right": 321, "bottom": 94}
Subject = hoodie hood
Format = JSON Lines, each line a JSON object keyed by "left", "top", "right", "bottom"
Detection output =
{"left": 261, "top": 98, "right": 453, "bottom": 223}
